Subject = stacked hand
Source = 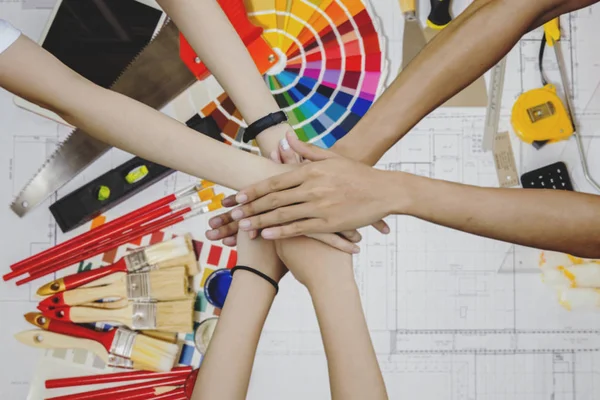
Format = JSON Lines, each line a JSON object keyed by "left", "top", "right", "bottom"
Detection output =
{"left": 206, "top": 133, "right": 392, "bottom": 252}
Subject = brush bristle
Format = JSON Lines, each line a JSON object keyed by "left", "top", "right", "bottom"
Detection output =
{"left": 131, "top": 333, "right": 179, "bottom": 372}
{"left": 154, "top": 234, "right": 199, "bottom": 276}
{"left": 156, "top": 299, "right": 194, "bottom": 333}
{"left": 144, "top": 236, "right": 190, "bottom": 265}
{"left": 149, "top": 267, "right": 191, "bottom": 301}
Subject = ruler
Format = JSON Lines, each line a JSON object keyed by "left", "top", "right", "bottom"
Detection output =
{"left": 482, "top": 57, "right": 507, "bottom": 151}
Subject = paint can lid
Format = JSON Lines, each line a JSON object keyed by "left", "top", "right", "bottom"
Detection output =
{"left": 194, "top": 317, "right": 219, "bottom": 354}
{"left": 203, "top": 268, "right": 232, "bottom": 309}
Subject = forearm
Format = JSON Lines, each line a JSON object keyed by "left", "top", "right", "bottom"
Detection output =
{"left": 332, "top": 0, "right": 577, "bottom": 166}
{"left": 192, "top": 271, "right": 276, "bottom": 400}
{"left": 157, "top": 0, "right": 288, "bottom": 152}
{"left": 397, "top": 173, "right": 600, "bottom": 258}
{"left": 306, "top": 257, "right": 386, "bottom": 399}
{"left": 0, "top": 36, "right": 289, "bottom": 191}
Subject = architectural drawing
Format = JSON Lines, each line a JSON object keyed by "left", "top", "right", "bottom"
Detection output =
{"left": 1, "top": 1, "right": 600, "bottom": 399}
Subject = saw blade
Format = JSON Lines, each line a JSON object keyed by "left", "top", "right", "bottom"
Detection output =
{"left": 11, "top": 20, "right": 197, "bottom": 217}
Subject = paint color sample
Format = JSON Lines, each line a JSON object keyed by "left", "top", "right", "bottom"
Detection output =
{"left": 195, "top": 0, "right": 387, "bottom": 151}
{"left": 204, "top": 269, "right": 233, "bottom": 309}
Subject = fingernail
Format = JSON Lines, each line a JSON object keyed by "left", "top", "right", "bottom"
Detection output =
{"left": 239, "top": 220, "right": 251, "bottom": 229}
{"left": 236, "top": 193, "right": 248, "bottom": 203}
{"left": 262, "top": 229, "right": 275, "bottom": 239}
{"left": 279, "top": 138, "right": 290, "bottom": 151}
{"left": 231, "top": 209, "right": 244, "bottom": 220}
{"left": 382, "top": 226, "right": 390, "bottom": 234}
{"left": 210, "top": 217, "right": 223, "bottom": 227}
{"left": 206, "top": 230, "right": 218, "bottom": 239}
{"left": 352, "top": 246, "right": 361, "bottom": 254}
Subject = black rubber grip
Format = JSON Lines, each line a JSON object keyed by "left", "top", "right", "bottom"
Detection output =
{"left": 428, "top": 0, "right": 452, "bottom": 28}
{"left": 50, "top": 114, "right": 221, "bottom": 232}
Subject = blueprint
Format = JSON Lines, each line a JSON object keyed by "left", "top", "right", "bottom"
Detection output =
{"left": 1, "top": 0, "right": 600, "bottom": 399}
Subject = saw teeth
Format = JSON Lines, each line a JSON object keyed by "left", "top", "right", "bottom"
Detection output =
{"left": 10, "top": 20, "right": 196, "bottom": 216}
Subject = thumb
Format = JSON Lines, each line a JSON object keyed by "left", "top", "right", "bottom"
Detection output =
{"left": 286, "top": 132, "right": 335, "bottom": 162}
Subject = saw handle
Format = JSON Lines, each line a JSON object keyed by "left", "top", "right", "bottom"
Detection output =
{"left": 427, "top": 0, "right": 452, "bottom": 29}
{"left": 180, "top": 0, "right": 263, "bottom": 79}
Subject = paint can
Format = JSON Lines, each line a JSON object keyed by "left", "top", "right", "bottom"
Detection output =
{"left": 203, "top": 268, "right": 232, "bottom": 309}
{"left": 194, "top": 317, "right": 219, "bottom": 355}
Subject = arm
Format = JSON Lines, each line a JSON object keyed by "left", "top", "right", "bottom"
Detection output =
{"left": 333, "top": 0, "right": 599, "bottom": 166}
{"left": 192, "top": 237, "right": 286, "bottom": 400}
{"left": 0, "top": 35, "right": 287, "bottom": 190}
{"left": 158, "top": 3, "right": 387, "bottom": 396}
{"left": 232, "top": 135, "right": 600, "bottom": 259}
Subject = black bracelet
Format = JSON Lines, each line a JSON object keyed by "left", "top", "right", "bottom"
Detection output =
{"left": 242, "top": 111, "right": 288, "bottom": 143}
{"left": 231, "top": 265, "right": 279, "bottom": 294}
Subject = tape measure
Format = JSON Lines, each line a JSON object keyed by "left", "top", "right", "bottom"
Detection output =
{"left": 511, "top": 83, "right": 573, "bottom": 146}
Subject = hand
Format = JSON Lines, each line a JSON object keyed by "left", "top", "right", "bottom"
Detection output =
{"left": 206, "top": 132, "right": 375, "bottom": 253}
{"left": 231, "top": 133, "right": 401, "bottom": 239}
{"left": 235, "top": 230, "right": 287, "bottom": 282}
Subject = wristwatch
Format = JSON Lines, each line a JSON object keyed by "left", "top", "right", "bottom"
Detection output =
{"left": 242, "top": 111, "right": 288, "bottom": 143}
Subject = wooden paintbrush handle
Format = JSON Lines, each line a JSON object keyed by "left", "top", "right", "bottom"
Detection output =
{"left": 428, "top": 0, "right": 452, "bottom": 29}
{"left": 67, "top": 305, "right": 132, "bottom": 327}
{"left": 63, "top": 281, "right": 127, "bottom": 306}
{"left": 399, "top": 0, "right": 416, "bottom": 14}
{"left": 14, "top": 330, "right": 109, "bottom": 363}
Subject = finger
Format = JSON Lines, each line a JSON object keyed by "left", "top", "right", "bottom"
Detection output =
{"left": 206, "top": 221, "right": 239, "bottom": 241}
{"left": 279, "top": 137, "right": 301, "bottom": 164}
{"left": 308, "top": 233, "right": 361, "bottom": 254}
{"left": 232, "top": 189, "right": 309, "bottom": 221}
{"left": 270, "top": 150, "right": 282, "bottom": 163}
{"left": 249, "top": 229, "right": 258, "bottom": 240}
{"left": 222, "top": 236, "right": 237, "bottom": 247}
{"left": 285, "top": 131, "right": 335, "bottom": 162}
{"left": 221, "top": 194, "right": 238, "bottom": 208}
{"left": 371, "top": 220, "right": 391, "bottom": 234}
{"left": 209, "top": 211, "right": 234, "bottom": 229}
{"left": 238, "top": 204, "right": 313, "bottom": 231}
{"left": 236, "top": 170, "right": 305, "bottom": 204}
{"left": 260, "top": 219, "right": 324, "bottom": 239}
{"left": 340, "top": 230, "right": 362, "bottom": 243}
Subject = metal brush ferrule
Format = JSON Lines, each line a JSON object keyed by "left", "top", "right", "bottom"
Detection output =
{"left": 126, "top": 272, "right": 152, "bottom": 301}
{"left": 107, "top": 354, "right": 134, "bottom": 369}
{"left": 130, "top": 301, "right": 157, "bottom": 330}
{"left": 110, "top": 328, "right": 138, "bottom": 358}
{"left": 124, "top": 249, "right": 149, "bottom": 272}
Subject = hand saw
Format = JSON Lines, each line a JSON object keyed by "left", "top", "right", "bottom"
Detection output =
{"left": 11, "top": 0, "right": 277, "bottom": 217}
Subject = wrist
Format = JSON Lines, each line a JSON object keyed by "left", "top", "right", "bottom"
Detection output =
{"left": 385, "top": 170, "right": 423, "bottom": 216}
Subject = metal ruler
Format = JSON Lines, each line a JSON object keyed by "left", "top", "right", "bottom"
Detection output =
{"left": 482, "top": 57, "right": 507, "bottom": 151}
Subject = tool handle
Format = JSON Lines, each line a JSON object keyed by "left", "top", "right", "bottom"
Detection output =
{"left": 399, "top": 0, "right": 416, "bottom": 13}
{"left": 50, "top": 305, "right": 131, "bottom": 327}
{"left": 62, "top": 281, "right": 126, "bottom": 306}
{"left": 44, "top": 318, "right": 115, "bottom": 352}
{"left": 45, "top": 366, "right": 192, "bottom": 389}
{"left": 427, "top": 0, "right": 452, "bottom": 29}
{"left": 15, "top": 330, "right": 109, "bottom": 363}
{"left": 544, "top": 17, "right": 560, "bottom": 45}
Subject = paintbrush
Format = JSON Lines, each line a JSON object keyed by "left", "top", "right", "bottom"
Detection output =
{"left": 37, "top": 235, "right": 198, "bottom": 297}
{"left": 39, "top": 267, "right": 192, "bottom": 309}
{"left": 43, "top": 299, "right": 195, "bottom": 333}
{"left": 15, "top": 330, "right": 135, "bottom": 369}
{"left": 45, "top": 366, "right": 192, "bottom": 388}
{"left": 25, "top": 313, "right": 179, "bottom": 372}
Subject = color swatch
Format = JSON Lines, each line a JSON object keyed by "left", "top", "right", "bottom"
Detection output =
{"left": 196, "top": 0, "right": 388, "bottom": 151}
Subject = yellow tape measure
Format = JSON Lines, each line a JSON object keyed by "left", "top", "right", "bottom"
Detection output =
{"left": 511, "top": 84, "right": 573, "bottom": 144}
{"left": 511, "top": 18, "right": 572, "bottom": 145}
